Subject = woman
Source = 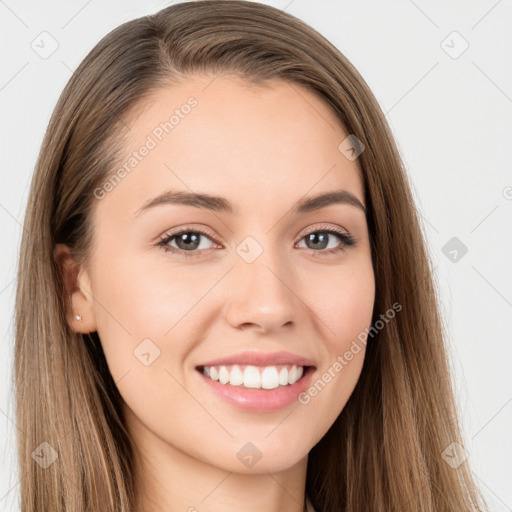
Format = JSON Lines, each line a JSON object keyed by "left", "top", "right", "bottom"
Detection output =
{"left": 14, "top": 1, "right": 487, "bottom": 511}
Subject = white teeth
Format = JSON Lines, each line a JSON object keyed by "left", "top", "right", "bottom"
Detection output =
{"left": 218, "top": 366, "right": 230, "bottom": 384}
{"left": 243, "top": 366, "right": 261, "bottom": 388}
{"left": 288, "top": 365, "right": 298, "bottom": 384}
{"left": 229, "top": 365, "right": 244, "bottom": 386}
{"left": 261, "top": 366, "right": 279, "bottom": 389}
{"left": 209, "top": 366, "right": 219, "bottom": 381}
{"left": 201, "top": 364, "right": 306, "bottom": 389}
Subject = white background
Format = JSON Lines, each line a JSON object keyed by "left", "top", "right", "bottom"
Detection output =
{"left": 1, "top": 1, "right": 511, "bottom": 510}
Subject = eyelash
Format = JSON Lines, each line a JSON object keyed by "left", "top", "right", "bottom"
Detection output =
{"left": 156, "top": 224, "right": 356, "bottom": 259}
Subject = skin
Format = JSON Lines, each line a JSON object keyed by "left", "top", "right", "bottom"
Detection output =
{"left": 55, "top": 74, "right": 375, "bottom": 512}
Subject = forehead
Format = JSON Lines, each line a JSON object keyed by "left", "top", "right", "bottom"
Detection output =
{"left": 95, "top": 74, "right": 364, "bottom": 222}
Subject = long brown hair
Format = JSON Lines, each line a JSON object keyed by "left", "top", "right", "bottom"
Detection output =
{"left": 14, "top": 1, "right": 487, "bottom": 510}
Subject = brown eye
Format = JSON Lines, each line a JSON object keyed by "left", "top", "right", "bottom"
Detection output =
{"left": 157, "top": 228, "right": 217, "bottom": 258}
{"left": 171, "top": 232, "right": 202, "bottom": 251}
{"left": 297, "top": 228, "right": 356, "bottom": 255}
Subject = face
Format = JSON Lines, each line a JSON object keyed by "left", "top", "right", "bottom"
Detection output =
{"left": 59, "top": 74, "right": 375, "bottom": 475}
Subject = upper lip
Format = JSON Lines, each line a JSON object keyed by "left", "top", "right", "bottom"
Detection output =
{"left": 197, "top": 351, "right": 315, "bottom": 368}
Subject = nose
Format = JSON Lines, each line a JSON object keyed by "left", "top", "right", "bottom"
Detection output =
{"left": 223, "top": 247, "right": 303, "bottom": 334}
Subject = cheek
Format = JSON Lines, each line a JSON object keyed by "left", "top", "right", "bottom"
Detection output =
{"left": 90, "top": 260, "right": 191, "bottom": 428}
{"left": 88, "top": 255, "right": 173, "bottom": 381}
{"left": 90, "top": 252, "right": 215, "bottom": 395}
{"left": 328, "top": 267, "right": 374, "bottom": 384}
{"left": 297, "top": 259, "right": 374, "bottom": 432}
{"left": 312, "top": 257, "right": 376, "bottom": 350}
{"left": 331, "top": 278, "right": 375, "bottom": 350}
{"left": 92, "top": 251, "right": 186, "bottom": 336}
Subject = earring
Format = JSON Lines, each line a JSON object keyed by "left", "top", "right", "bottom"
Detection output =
{"left": 75, "top": 314, "right": 82, "bottom": 321}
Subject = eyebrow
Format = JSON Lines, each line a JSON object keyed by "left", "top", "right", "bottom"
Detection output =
{"left": 134, "top": 188, "right": 366, "bottom": 217}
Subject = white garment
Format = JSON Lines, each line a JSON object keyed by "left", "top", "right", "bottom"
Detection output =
{"left": 305, "top": 494, "right": 316, "bottom": 512}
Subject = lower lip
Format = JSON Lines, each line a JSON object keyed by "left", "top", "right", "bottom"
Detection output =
{"left": 196, "top": 367, "right": 315, "bottom": 412}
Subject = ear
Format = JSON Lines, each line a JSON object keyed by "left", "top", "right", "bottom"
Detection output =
{"left": 54, "top": 243, "right": 97, "bottom": 334}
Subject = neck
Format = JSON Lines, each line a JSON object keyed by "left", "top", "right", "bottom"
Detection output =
{"left": 127, "top": 408, "right": 308, "bottom": 512}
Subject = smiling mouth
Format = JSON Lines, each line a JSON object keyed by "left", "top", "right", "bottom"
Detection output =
{"left": 196, "top": 364, "right": 312, "bottom": 390}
